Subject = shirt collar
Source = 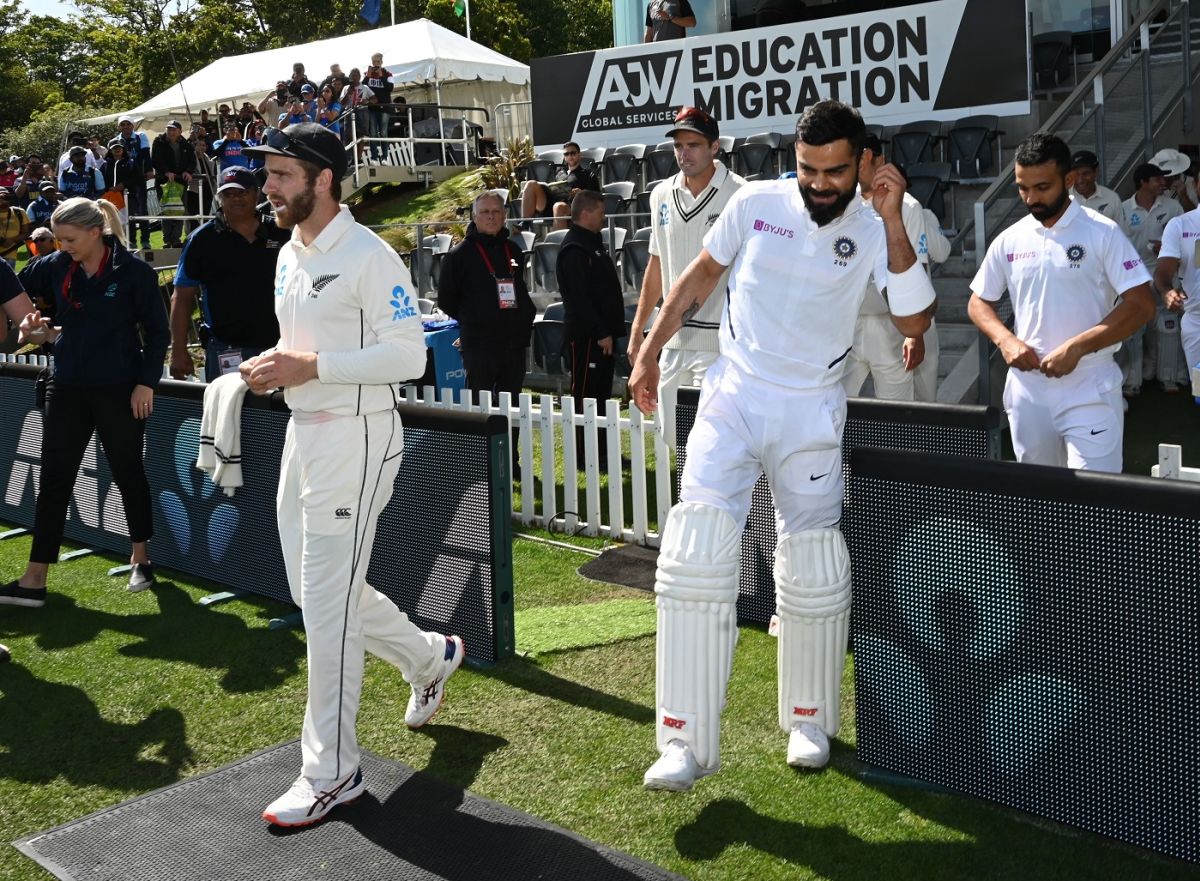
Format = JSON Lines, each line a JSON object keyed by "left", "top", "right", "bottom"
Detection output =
{"left": 293, "top": 204, "right": 354, "bottom": 253}
{"left": 1050, "top": 197, "right": 1083, "bottom": 230}
{"left": 672, "top": 160, "right": 728, "bottom": 194}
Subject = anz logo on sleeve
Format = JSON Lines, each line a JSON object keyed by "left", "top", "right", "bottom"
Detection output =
{"left": 390, "top": 284, "right": 418, "bottom": 321}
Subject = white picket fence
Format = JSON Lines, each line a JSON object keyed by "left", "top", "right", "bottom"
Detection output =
{"left": 402, "top": 386, "right": 671, "bottom": 547}
{"left": 1152, "top": 444, "right": 1200, "bottom": 483}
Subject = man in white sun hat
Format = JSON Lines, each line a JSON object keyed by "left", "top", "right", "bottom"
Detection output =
{"left": 1150, "top": 147, "right": 1196, "bottom": 212}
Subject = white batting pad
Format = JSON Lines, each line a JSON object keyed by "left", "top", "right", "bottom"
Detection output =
{"left": 654, "top": 502, "right": 741, "bottom": 771}
{"left": 775, "top": 528, "right": 852, "bottom": 736}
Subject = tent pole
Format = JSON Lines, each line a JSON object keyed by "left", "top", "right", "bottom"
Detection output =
{"left": 465, "top": 0, "right": 471, "bottom": 41}
{"left": 390, "top": 0, "right": 395, "bottom": 26}
{"left": 436, "top": 79, "right": 447, "bottom": 166}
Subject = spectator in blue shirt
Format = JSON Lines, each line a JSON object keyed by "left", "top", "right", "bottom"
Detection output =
{"left": 211, "top": 123, "right": 251, "bottom": 171}
{"left": 58, "top": 147, "right": 104, "bottom": 200}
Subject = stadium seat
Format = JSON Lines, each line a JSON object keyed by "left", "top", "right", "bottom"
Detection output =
{"left": 906, "top": 162, "right": 953, "bottom": 228}
{"left": 543, "top": 301, "right": 566, "bottom": 321}
{"left": 423, "top": 233, "right": 452, "bottom": 254}
{"left": 604, "top": 145, "right": 645, "bottom": 188}
{"left": 531, "top": 319, "right": 569, "bottom": 385}
{"left": 744, "top": 173, "right": 774, "bottom": 182}
{"left": 418, "top": 297, "right": 436, "bottom": 315}
{"left": 509, "top": 229, "right": 535, "bottom": 252}
{"left": 602, "top": 180, "right": 635, "bottom": 219}
{"left": 945, "top": 115, "right": 1004, "bottom": 181}
{"left": 737, "top": 133, "right": 778, "bottom": 177}
{"left": 601, "top": 225, "right": 627, "bottom": 255}
{"left": 538, "top": 149, "right": 564, "bottom": 165}
{"left": 523, "top": 159, "right": 556, "bottom": 183}
{"left": 864, "top": 123, "right": 887, "bottom": 142}
{"left": 646, "top": 142, "right": 679, "bottom": 180}
{"left": 890, "top": 121, "right": 942, "bottom": 167}
{"left": 780, "top": 132, "right": 797, "bottom": 172}
{"left": 622, "top": 237, "right": 651, "bottom": 292}
{"left": 632, "top": 226, "right": 652, "bottom": 241}
{"left": 717, "top": 135, "right": 735, "bottom": 166}
{"left": 1032, "top": 31, "right": 1075, "bottom": 92}
{"left": 580, "top": 146, "right": 608, "bottom": 166}
{"left": 407, "top": 246, "right": 435, "bottom": 295}
{"left": 532, "top": 241, "right": 561, "bottom": 293}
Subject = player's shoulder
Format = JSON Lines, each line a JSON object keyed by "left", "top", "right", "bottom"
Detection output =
{"left": 727, "top": 178, "right": 793, "bottom": 209}
{"left": 1076, "top": 204, "right": 1122, "bottom": 235}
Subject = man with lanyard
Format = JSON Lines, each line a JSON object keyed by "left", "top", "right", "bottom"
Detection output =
{"left": 170, "top": 167, "right": 289, "bottom": 381}
{"left": 629, "top": 100, "right": 934, "bottom": 790}
{"left": 438, "top": 191, "right": 535, "bottom": 475}
{"left": 628, "top": 106, "right": 745, "bottom": 451}
{"left": 970, "top": 134, "right": 1154, "bottom": 471}
{"left": 1068, "top": 150, "right": 1123, "bottom": 223}
{"left": 240, "top": 123, "right": 465, "bottom": 826}
{"left": 1123, "top": 162, "right": 1185, "bottom": 392}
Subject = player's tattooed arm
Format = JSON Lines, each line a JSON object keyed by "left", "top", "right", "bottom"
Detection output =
{"left": 680, "top": 298, "right": 701, "bottom": 325}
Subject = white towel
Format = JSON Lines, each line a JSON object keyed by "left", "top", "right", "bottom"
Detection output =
{"left": 197, "top": 373, "right": 251, "bottom": 496}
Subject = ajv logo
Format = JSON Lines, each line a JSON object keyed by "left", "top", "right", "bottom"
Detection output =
{"left": 578, "top": 52, "right": 683, "bottom": 133}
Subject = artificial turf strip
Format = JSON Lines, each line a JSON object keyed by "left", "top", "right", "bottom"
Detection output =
{"left": 2, "top": 526, "right": 1197, "bottom": 881}
{"left": 515, "top": 598, "right": 656, "bottom": 655}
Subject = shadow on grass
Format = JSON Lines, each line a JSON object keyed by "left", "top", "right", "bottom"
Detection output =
{"left": 0, "top": 660, "right": 194, "bottom": 788}
{"left": 280, "top": 722, "right": 677, "bottom": 880}
{"left": 0, "top": 580, "right": 305, "bottom": 694}
{"left": 478, "top": 655, "right": 654, "bottom": 725}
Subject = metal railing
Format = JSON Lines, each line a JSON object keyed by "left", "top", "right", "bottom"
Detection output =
{"left": 493, "top": 100, "right": 532, "bottom": 147}
{"left": 343, "top": 102, "right": 490, "bottom": 190}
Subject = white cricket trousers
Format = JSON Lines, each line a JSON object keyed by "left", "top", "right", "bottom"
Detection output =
{"left": 278, "top": 408, "right": 443, "bottom": 780}
{"left": 1003, "top": 359, "right": 1124, "bottom": 473}
{"left": 682, "top": 358, "right": 845, "bottom": 535}
{"left": 840, "top": 313, "right": 914, "bottom": 401}
{"left": 658, "top": 347, "right": 718, "bottom": 451}
{"left": 1183, "top": 311, "right": 1200, "bottom": 384}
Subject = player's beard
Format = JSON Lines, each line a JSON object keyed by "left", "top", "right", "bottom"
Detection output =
{"left": 272, "top": 185, "right": 316, "bottom": 229}
{"left": 799, "top": 174, "right": 858, "bottom": 227}
{"left": 1026, "top": 185, "right": 1070, "bottom": 222}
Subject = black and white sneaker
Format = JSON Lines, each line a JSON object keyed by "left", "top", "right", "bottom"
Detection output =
{"left": 262, "top": 768, "right": 366, "bottom": 827}
{"left": 128, "top": 563, "right": 156, "bottom": 593}
{"left": 0, "top": 580, "right": 46, "bottom": 608}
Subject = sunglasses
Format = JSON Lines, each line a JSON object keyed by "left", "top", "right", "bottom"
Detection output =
{"left": 261, "top": 127, "right": 332, "bottom": 168}
{"left": 563, "top": 150, "right": 580, "bottom": 156}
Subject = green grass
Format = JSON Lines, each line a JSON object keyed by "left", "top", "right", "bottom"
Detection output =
{"left": 1, "top": 526, "right": 1196, "bottom": 881}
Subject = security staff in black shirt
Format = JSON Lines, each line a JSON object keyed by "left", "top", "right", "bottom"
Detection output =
{"left": 170, "top": 167, "right": 290, "bottom": 381}
{"left": 1, "top": 197, "right": 168, "bottom": 606}
{"left": 556, "top": 189, "right": 625, "bottom": 465}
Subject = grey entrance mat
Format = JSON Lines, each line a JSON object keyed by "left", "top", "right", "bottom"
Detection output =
{"left": 578, "top": 543, "right": 659, "bottom": 593}
{"left": 15, "top": 739, "right": 688, "bottom": 881}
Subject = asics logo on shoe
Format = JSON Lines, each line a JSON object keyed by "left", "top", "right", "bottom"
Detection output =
{"left": 309, "top": 776, "right": 355, "bottom": 815}
{"left": 793, "top": 706, "right": 818, "bottom": 716}
{"left": 662, "top": 715, "right": 686, "bottom": 730}
{"left": 420, "top": 677, "right": 443, "bottom": 705}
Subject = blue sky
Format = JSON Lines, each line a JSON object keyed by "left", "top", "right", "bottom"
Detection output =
{"left": 19, "top": 0, "right": 76, "bottom": 19}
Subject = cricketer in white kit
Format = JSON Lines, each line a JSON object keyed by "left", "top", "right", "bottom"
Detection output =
{"left": 241, "top": 123, "right": 465, "bottom": 827}
{"left": 628, "top": 101, "right": 935, "bottom": 791}
{"left": 1154, "top": 205, "right": 1200, "bottom": 386}
{"left": 969, "top": 133, "right": 1154, "bottom": 473}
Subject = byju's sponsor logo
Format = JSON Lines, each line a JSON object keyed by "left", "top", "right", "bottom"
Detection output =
{"left": 578, "top": 52, "right": 683, "bottom": 132}
{"left": 1006, "top": 250, "right": 1037, "bottom": 263}
{"left": 752, "top": 218, "right": 794, "bottom": 238}
{"left": 390, "top": 284, "right": 417, "bottom": 321}
{"left": 1123, "top": 258, "right": 1142, "bottom": 270}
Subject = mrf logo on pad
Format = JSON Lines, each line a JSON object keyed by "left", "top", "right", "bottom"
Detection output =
{"left": 662, "top": 714, "right": 687, "bottom": 730}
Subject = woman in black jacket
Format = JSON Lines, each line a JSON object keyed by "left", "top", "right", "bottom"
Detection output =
{"left": 0, "top": 197, "right": 169, "bottom": 607}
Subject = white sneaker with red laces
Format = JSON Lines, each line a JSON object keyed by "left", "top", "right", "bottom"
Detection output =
{"left": 404, "top": 635, "right": 465, "bottom": 728}
{"left": 262, "top": 768, "right": 365, "bottom": 827}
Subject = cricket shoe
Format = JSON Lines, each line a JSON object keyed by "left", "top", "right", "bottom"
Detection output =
{"left": 262, "top": 768, "right": 365, "bottom": 827}
{"left": 787, "top": 722, "right": 831, "bottom": 769}
{"left": 127, "top": 563, "right": 156, "bottom": 593}
{"left": 643, "top": 740, "right": 717, "bottom": 792}
{"left": 405, "top": 635, "right": 465, "bottom": 728}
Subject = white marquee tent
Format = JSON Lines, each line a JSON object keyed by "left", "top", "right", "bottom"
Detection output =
{"left": 83, "top": 18, "right": 529, "bottom": 137}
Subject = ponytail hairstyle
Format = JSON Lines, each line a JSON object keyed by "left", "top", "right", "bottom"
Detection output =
{"left": 50, "top": 196, "right": 128, "bottom": 247}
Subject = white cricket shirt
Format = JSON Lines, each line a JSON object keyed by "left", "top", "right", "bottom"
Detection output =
{"left": 704, "top": 180, "right": 932, "bottom": 390}
{"left": 274, "top": 206, "right": 428, "bottom": 416}
{"left": 972, "top": 200, "right": 1152, "bottom": 364}
{"left": 649, "top": 161, "right": 745, "bottom": 352}
{"left": 1122, "top": 194, "right": 1183, "bottom": 269}
{"left": 1070, "top": 184, "right": 1123, "bottom": 224}
{"left": 858, "top": 191, "right": 927, "bottom": 316}
{"left": 1158, "top": 207, "right": 1200, "bottom": 317}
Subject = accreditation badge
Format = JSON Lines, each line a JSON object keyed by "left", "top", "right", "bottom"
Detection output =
{"left": 496, "top": 278, "right": 517, "bottom": 309}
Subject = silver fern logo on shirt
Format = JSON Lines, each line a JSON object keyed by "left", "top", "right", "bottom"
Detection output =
{"left": 308, "top": 273, "right": 340, "bottom": 298}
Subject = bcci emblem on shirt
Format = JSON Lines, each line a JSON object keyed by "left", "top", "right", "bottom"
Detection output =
{"left": 1066, "top": 244, "right": 1086, "bottom": 268}
{"left": 833, "top": 236, "right": 858, "bottom": 266}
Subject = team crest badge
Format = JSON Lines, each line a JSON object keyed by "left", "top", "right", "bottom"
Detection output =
{"left": 833, "top": 236, "right": 857, "bottom": 265}
{"left": 658, "top": 203, "right": 670, "bottom": 226}
{"left": 1066, "top": 244, "right": 1086, "bottom": 266}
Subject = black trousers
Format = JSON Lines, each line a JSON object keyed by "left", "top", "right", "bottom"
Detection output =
{"left": 567, "top": 336, "right": 616, "bottom": 465}
{"left": 30, "top": 384, "right": 154, "bottom": 563}
{"left": 460, "top": 343, "right": 527, "bottom": 469}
